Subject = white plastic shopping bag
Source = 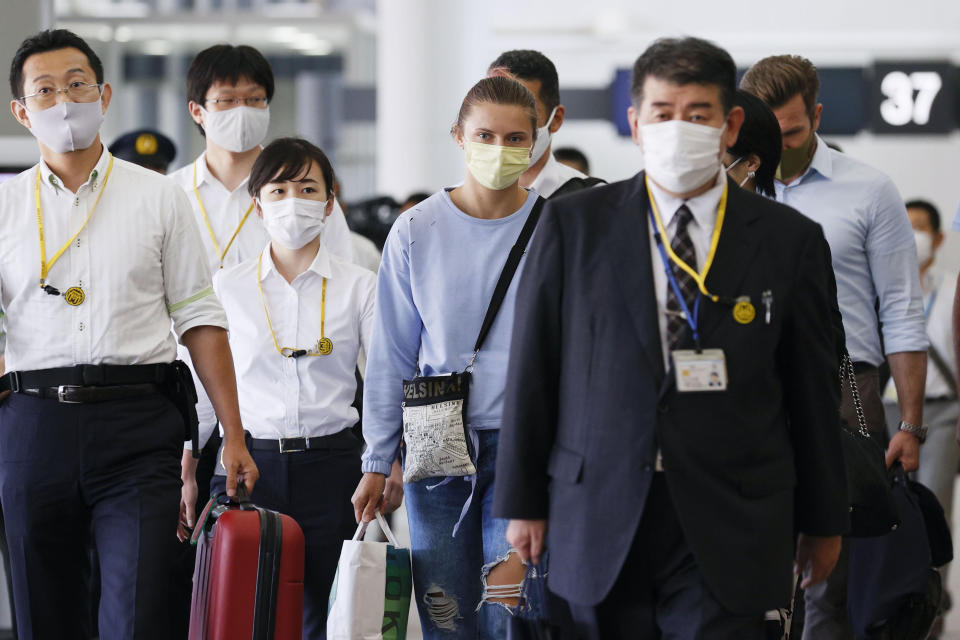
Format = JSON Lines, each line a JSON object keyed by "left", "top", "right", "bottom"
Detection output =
{"left": 327, "top": 511, "right": 412, "bottom": 640}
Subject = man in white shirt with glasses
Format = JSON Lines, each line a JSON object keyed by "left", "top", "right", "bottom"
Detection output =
{"left": 0, "top": 29, "right": 258, "bottom": 639}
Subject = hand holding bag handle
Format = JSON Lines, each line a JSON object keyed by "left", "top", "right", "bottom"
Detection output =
{"left": 351, "top": 510, "right": 402, "bottom": 548}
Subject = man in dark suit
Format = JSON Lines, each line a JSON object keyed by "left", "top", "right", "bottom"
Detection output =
{"left": 494, "top": 37, "right": 849, "bottom": 639}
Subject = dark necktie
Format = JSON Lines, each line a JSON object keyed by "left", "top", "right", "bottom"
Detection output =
{"left": 666, "top": 205, "right": 698, "bottom": 349}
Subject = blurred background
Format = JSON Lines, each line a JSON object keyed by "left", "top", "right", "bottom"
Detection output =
{"left": 1, "top": 0, "right": 959, "bottom": 254}
{"left": 1, "top": 0, "right": 960, "bottom": 635}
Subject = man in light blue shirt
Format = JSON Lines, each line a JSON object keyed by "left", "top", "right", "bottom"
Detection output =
{"left": 743, "top": 55, "right": 928, "bottom": 640}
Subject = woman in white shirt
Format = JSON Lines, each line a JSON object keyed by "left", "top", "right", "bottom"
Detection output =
{"left": 189, "top": 137, "right": 400, "bottom": 637}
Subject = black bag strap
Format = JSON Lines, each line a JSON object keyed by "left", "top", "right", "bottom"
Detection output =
{"left": 928, "top": 345, "right": 957, "bottom": 398}
{"left": 251, "top": 508, "right": 283, "bottom": 640}
{"left": 471, "top": 197, "right": 547, "bottom": 360}
{"left": 549, "top": 175, "right": 606, "bottom": 199}
{"left": 841, "top": 352, "right": 869, "bottom": 438}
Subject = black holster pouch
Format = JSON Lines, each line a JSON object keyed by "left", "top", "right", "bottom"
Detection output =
{"left": 165, "top": 360, "right": 200, "bottom": 458}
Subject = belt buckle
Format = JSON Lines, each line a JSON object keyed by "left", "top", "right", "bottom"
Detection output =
{"left": 57, "top": 385, "right": 83, "bottom": 404}
{"left": 279, "top": 437, "right": 306, "bottom": 454}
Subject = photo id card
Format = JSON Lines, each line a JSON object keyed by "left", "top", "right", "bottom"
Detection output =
{"left": 672, "top": 349, "right": 728, "bottom": 392}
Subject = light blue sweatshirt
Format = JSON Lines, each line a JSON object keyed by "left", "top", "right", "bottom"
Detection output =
{"left": 361, "top": 188, "right": 540, "bottom": 475}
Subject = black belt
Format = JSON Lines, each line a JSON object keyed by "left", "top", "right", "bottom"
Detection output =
{"left": 248, "top": 429, "right": 359, "bottom": 454}
{"left": 20, "top": 383, "right": 161, "bottom": 404}
{"left": 852, "top": 361, "right": 878, "bottom": 375}
{"left": 1, "top": 363, "right": 174, "bottom": 394}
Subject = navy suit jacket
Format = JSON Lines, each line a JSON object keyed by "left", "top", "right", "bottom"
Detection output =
{"left": 493, "top": 172, "right": 849, "bottom": 615}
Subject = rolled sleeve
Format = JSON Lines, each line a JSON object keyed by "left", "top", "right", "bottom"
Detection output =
{"left": 867, "top": 179, "right": 928, "bottom": 355}
{"left": 162, "top": 188, "right": 228, "bottom": 340}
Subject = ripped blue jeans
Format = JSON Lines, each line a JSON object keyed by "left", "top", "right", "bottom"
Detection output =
{"left": 404, "top": 429, "right": 541, "bottom": 639}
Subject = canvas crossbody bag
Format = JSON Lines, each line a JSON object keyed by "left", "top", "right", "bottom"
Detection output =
{"left": 401, "top": 196, "right": 546, "bottom": 483}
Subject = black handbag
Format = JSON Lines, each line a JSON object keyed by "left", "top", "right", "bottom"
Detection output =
{"left": 839, "top": 353, "right": 900, "bottom": 537}
{"left": 847, "top": 465, "right": 940, "bottom": 640}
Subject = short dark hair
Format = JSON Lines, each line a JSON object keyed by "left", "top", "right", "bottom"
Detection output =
{"left": 403, "top": 192, "right": 431, "bottom": 208}
{"left": 248, "top": 137, "right": 336, "bottom": 201}
{"left": 630, "top": 37, "right": 736, "bottom": 113}
{"left": 488, "top": 49, "right": 560, "bottom": 112}
{"left": 905, "top": 199, "right": 941, "bottom": 233}
{"left": 740, "top": 55, "right": 819, "bottom": 120}
{"left": 186, "top": 44, "right": 274, "bottom": 135}
{"left": 728, "top": 90, "right": 782, "bottom": 197}
{"left": 553, "top": 146, "right": 590, "bottom": 174}
{"left": 451, "top": 76, "right": 538, "bottom": 142}
{"left": 9, "top": 29, "right": 103, "bottom": 99}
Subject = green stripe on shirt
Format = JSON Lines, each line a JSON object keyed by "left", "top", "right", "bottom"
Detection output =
{"left": 168, "top": 286, "right": 214, "bottom": 313}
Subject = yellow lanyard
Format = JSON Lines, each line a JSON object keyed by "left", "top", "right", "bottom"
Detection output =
{"left": 192, "top": 162, "right": 255, "bottom": 269}
{"left": 35, "top": 154, "right": 115, "bottom": 290}
{"left": 256, "top": 250, "right": 332, "bottom": 358}
{"left": 645, "top": 176, "right": 728, "bottom": 303}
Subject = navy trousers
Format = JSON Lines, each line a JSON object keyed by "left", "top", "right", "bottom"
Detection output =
{"left": 0, "top": 392, "right": 183, "bottom": 640}
{"left": 210, "top": 431, "right": 362, "bottom": 640}
{"left": 567, "top": 475, "right": 766, "bottom": 640}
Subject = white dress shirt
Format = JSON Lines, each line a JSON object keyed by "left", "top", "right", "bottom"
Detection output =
{"left": 646, "top": 175, "right": 723, "bottom": 366}
{"left": 0, "top": 148, "right": 226, "bottom": 372}
{"left": 210, "top": 242, "right": 375, "bottom": 444}
{"left": 923, "top": 267, "right": 958, "bottom": 398}
{"left": 170, "top": 152, "right": 359, "bottom": 445}
{"left": 528, "top": 153, "right": 589, "bottom": 198}
{"left": 169, "top": 153, "right": 357, "bottom": 269}
{"left": 350, "top": 232, "right": 381, "bottom": 274}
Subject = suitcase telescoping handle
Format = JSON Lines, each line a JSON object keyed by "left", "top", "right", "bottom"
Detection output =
{"left": 233, "top": 482, "right": 255, "bottom": 510}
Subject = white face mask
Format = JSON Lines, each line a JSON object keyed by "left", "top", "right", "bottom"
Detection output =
{"left": 640, "top": 120, "right": 725, "bottom": 194}
{"left": 914, "top": 231, "right": 934, "bottom": 265}
{"left": 200, "top": 105, "right": 269, "bottom": 153}
{"left": 723, "top": 156, "right": 754, "bottom": 189}
{"left": 26, "top": 99, "right": 104, "bottom": 154}
{"left": 259, "top": 197, "right": 327, "bottom": 250}
{"left": 529, "top": 106, "right": 558, "bottom": 166}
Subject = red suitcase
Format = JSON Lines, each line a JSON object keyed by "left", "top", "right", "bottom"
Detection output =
{"left": 189, "top": 489, "right": 305, "bottom": 640}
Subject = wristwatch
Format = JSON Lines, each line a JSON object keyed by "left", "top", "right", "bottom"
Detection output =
{"left": 898, "top": 420, "right": 928, "bottom": 444}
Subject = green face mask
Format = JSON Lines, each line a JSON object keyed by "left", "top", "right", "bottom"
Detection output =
{"left": 465, "top": 140, "right": 530, "bottom": 190}
{"left": 776, "top": 129, "right": 816, "bottom": 181}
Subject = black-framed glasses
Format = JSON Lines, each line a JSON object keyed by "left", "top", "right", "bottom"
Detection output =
{"left": 204, "top": 96, "right": 269, "bottom": 109}
{"left": 19, "top": 82, "right": 103, "bottom": 111}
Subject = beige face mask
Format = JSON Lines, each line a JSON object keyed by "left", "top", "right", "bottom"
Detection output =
{"left": 464, "top": 140, "right": 530, "bottom": 190}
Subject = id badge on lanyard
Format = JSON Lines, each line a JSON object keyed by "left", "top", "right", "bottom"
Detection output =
{"left": 648, "top": 202, "right": 728, "bottom": 393}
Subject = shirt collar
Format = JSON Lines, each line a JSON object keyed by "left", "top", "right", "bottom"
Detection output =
{"left": 805, "top": 134, "right": 833, "bottom": 180}
{"left": 647, "top": 171, "right": 724, "bottom": 231}
{"left": 259, "top": 241, "right": 333, "bottom": 283}
{"left": 38, "top": 144, "right": 111, "bottom": 194}
{"left": 529, "top": 153, "right": 558, "bottom": 193}
{"left": 194, "top": 151, "right": 251, "bottom": 194}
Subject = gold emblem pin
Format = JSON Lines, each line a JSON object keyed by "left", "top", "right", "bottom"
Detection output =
{"left": 317, "top": 337, "right": 333, "bottom": 355}
{"left": 733, "top": 297, "right": 755, "bottom": 324}
{"left": 135, "top": 133, "right": 158, "bottom": 156}
{"left": 64, "top": 286, "right": 85, "bottom": 306}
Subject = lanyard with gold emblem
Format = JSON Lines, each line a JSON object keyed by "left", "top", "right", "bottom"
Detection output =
{"left": 646, "top": 176, "right": 756, "bottom": 327}
{"left": 35, "top": 153, "right": 115, "bottom": 306}
{"left": 192, "top": 162, "right": 255, "bottom": 269}
{"left": 256, "top": 249, "right": 333, "bottom": 358}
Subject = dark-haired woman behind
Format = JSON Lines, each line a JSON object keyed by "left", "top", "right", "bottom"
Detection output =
{"left": 179, "top": 137, "right": 402, "bottom": 638}
{"left": 723, "top": 89, "right": 782, "bottom": 197}
{"left": 353, "top": 76, "right": 546, "bottom": 638}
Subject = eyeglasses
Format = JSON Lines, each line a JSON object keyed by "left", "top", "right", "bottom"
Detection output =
{"left": 204, "top": 96, "right": 269, "bottom": 110}
{"left": 19, "top": 82, "right": 103, "bottom": 111}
